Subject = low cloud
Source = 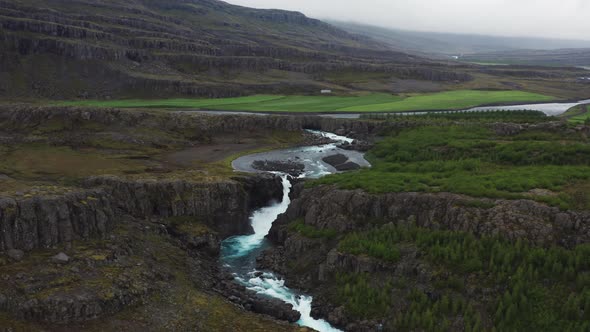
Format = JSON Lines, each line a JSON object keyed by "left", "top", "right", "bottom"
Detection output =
{"left": 225, "top": 0, "right": 590, "bottom": 40}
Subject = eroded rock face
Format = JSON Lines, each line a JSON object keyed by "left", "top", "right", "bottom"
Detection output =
{"left": 0, "top": 173, "right": 295, "bottom": 326}
{"left": 0, "top": 105, "right": 396, "bottom": 139}
{"left": 6, "top": 249, "right": 24, "bottom": 262}
{"left": 270, "top": 185, "right": 590, "bottom": 248}
{"left": 0, "top": 0, "right": 475, "bottom": 98}
{"left": 0, "top": 174, "right": 283, "bottom": 252}
{"left": 0, "top": 215, "right": 176, "bottom": 325}
{"left": 0, "top": 189, "right": 116, "bottom": 252}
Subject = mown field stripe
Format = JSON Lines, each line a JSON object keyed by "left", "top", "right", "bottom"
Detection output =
{"left": 56, "top": 90, "right": 556, "bottom": 113}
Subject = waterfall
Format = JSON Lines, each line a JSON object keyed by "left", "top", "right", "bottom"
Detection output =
{"left": 221, "top": 131, "right": 361, "bottom": 332}
{"left": 222, "top": 174, "right": 341, "bottom": 332}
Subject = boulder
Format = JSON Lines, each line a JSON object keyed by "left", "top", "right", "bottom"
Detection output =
{"left": 6, "top": 249, "right": 24, "bottom": 262}
{"left": 334, "top": 162, "right": 361, "bottom": 171}
{"left": 322, "top": 154, "right": 349, "bottom": 167}
{"left": 252, "top": 160, "right": 305, "bottom": 177}
{"left": 51, "top": 252, "right": 70, "bottom": 264}
{"left": 321, "top": 154, "right": 361, "bottom": 172}
{"left": 250, "top": 295, "right": 301, "bottom": 323}
{"left": 338, "top": 140, "right": 373, "bottom": 152}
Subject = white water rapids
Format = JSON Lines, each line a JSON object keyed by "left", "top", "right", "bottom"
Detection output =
{"left": 221, "top": 131, "right": 360, "bottom": 332}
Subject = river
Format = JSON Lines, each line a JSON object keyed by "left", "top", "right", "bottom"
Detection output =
{"left": 221, "top": 131, "right": 366, "bottom": 332}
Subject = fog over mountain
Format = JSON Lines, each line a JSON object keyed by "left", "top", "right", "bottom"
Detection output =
{"left": 225, "top": 0, "right": 590, "bottom": 41}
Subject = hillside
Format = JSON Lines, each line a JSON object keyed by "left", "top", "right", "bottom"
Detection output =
{"left": 0, "top": 0, "right": 457, "bottom": 99}
{"left": 460, "top": 48, "right": 590, "bottom": 67}
{"left": 2, "top": 0, "right": 590, "bottom": 101}
{"left": 329, "top": 21, "right": 590, "bottom": 57}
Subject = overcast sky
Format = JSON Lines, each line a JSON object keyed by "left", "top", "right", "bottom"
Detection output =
{"left": 225, "top": 0, "right": 590, "bottom": 40}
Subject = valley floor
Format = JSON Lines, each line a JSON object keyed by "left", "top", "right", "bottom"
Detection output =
{"left": 56, "top": 90, "right": 555, "bottom": 113}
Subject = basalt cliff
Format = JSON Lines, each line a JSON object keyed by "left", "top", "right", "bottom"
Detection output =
{"left": 0, "top": 0, "right": 476, "bottom": 99}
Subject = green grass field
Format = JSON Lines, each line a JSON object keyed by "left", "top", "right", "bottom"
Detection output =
{"left": 57, "top": 90, "right": 555, "bottom": 113}
{"left": 567, "top": 104, "right": 590, "bottom": 124}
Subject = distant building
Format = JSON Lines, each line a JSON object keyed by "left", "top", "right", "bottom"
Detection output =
{"left": 321, "top": 89, "right": 332, "bottom": 94}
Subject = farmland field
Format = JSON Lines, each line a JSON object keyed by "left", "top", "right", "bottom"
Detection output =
{"left": 58, "top": 90, "right": 555, "bottom": 113}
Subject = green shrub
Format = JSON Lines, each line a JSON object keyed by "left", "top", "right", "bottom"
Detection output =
{"left": 335, "top": 272, "right": 393, "bottom": 319}
{"left": 288, "top": 220, "right": 337, "bottom": 239}
{"left": 311, "top": 123, "right": 590, "bottom": 209}
{"left": 336, "top": 223, "right": 590, "bottom": 330}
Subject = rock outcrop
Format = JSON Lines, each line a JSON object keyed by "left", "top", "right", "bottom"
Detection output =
{"left": 252, "top": 160, "right": 305, "bottom": 177}
{"left": 0, "top": 189, "right": 116, "bottom": 252}
{"left": 263, "top": 184, "right": 590, "bottom": 294}
{"left": 0, "top": 105, "right": 398, "bottom": 139}
{"left": 270, "top": 185, "right": 590, "bottom": 248}
{"left": 85, "top": 174, "right": 283, "bottom": 238}
{"left": 260, "top": 184, "right": 590, "bottom": 329}
{"left": 216, "top": 275, "right": 301, "bottom": 323}
{"left": 0, "top": 174, "right": 283, "bottom": 252}
{"left": 322, "top": 154, "right": 361, "bottom": 171}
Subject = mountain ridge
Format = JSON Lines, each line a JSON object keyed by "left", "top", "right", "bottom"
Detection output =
{"left": 1, "top": 0, "right": 443, "bottom": 99}
{"left": 460, "top": 48, "right": 590, "bottom": 67}
{"left": 329, "top": 20, "right": 590, "bottom": 56}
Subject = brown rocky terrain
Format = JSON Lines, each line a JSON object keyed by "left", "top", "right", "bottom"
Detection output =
{"left": 0, "top": 170, "right": 311, "bottom": 329}
{"left": 0, "top": 105, "right": 323, "bottom": 330}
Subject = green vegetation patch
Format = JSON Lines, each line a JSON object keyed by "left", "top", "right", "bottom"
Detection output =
{"left": 56, "top": 95, "right": 285, "bottom": 109}
{"left": 166, "top": 216, "right": 214, "bottom": 237}
{"left": 312, "top": 123, "right": 590, "bottom": 209}
{"left": 288, "top": 220, "right": 338, "bottom": 239}
{"left": 566, "top": 104, "right": 590, "bottom": 124}
{"left": 335, "top": 272, "right": 394, "bottom": 319}
{"left": 337, "top": 90, "right": 554, "bottom": 112}
{"left": 339, "top": 230, "right": 401, "bottom": 262}
{"left": 0, "top": 143, "right": 147, "bottom": 183}
{"left": 56, "top": 90, "right": 555, "bottom": 113}
{"left": 332, "top": 223, "right": 590, "bottom": 330}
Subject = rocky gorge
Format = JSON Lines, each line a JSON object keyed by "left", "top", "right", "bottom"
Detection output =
{"left": 2, "top": 104, "right": 590, "bottom": 330}
{"left": 0, "top": 105, "right": 329, "bottom": 330}
{"left": 258, "top": 163, "right": 590, "bottom": 330}
{"left": 0, "top": 173, "right": 283, "bottom": 252}
{"left": 0, "top": 171, "right": 303, "bottom": 326}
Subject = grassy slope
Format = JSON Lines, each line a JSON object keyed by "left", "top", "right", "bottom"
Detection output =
{"left": 567, "top": 104, "right": 590, "bottom": 124}
{"left": 0, "top": 114, "right": 305, "bottom": 196}
{"left": 312, "top": 114, "right": 590, "bottom": 210}
{"left": 57, "top": 90, "right": 555, "bottom": 113}
{"left": 335, "top": 90, "right": 554, "bottom": 112}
